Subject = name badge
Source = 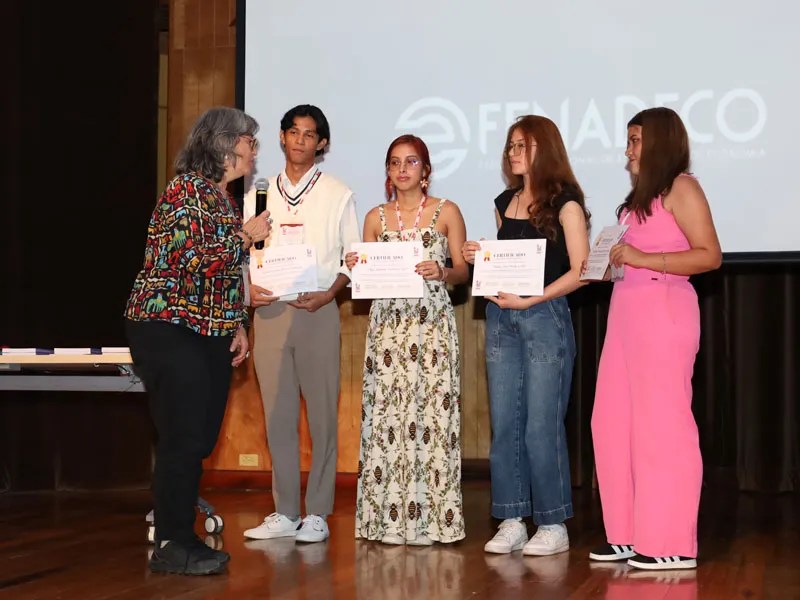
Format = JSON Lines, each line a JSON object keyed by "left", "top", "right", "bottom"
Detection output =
{"left": 279, "top": 224, "right": 304, "bottom": 246}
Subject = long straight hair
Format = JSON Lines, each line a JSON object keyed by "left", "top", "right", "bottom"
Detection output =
{"left": 502, "top": 115, "right": 590, "bottom": 240}
{"left": 619, "top": 107, "right": 691, "bottom": 221}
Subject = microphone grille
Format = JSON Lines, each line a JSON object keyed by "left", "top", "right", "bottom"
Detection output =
{"left": 255, "top": 178, "right": 269, "bottom": 191}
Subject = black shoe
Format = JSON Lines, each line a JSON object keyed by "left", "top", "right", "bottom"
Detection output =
{"left": 627, "top": 553, "right": 697, "bottom": 570}
{"left": 589, "top": 543, "right": 635, "bottom": 561}
{"left": 193, "top": 537, "right": 230, "bottom": 564}
{"left": 197, "top": 540, "right": 231, "bottom": 564}
{"left": 149, "top": 539, "right": 227, "bottom": 575}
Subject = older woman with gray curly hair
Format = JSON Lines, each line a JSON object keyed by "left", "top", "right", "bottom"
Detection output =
{"left": 125, "top": 107, "right": 271, "bottom": 576}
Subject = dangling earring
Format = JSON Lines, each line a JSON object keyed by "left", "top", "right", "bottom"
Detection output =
{"left": 421, "top": 178, "right": 429, "bottom": 191}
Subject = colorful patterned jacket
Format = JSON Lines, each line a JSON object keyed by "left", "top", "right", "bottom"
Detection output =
{"left": 125, "top": 172, "right": 248, "bottom": 336}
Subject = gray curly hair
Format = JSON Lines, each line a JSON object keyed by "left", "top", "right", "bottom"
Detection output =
{"left": 174, "top": 107, "right": 259, "bottom": 182}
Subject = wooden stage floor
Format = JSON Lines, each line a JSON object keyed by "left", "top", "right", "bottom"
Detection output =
{"left": 1, "top": 481, "right": 798, "bottom": 599}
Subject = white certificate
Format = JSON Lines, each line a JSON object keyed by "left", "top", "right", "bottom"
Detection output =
{"left": 249, "top": 244, "right": 318, "bottom": 297}
{"left": 471, "top": 239, "right": 547, "bottom": 297}
{"left": 350, "top": 241, "right": 424, "bottom": 299}
{"left": 580, "top": 225, "right": 629, "bottom": 281}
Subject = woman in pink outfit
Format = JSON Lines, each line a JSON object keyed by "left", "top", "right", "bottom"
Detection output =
{"left": 586, "top": 107, "right": 722, "bottom": 571}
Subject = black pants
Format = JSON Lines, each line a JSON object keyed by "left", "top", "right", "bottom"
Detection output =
{"left": 126, "top": 319, "right": 233, "bottom": 543}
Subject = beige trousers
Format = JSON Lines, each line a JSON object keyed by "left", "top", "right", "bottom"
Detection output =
{"left": 253, "top": 301, "right": 340, "bottom": 517}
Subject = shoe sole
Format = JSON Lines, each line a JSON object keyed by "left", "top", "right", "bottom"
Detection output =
{"left": 484, "top": 541, "right": 526, "bottom": 554}
{"left": 296, "top": 535, "right": 329, "bottom": 544}
{"left": 149, "top": 561, "right": 226, "bottom": 576}
{"left": 589, "top": 551, "right": 635, "bottom": 561}
{"left": 243, "top": 531, "right": 297, "bottom": 540}
{"left": 627, "top": 558, "right": 697, "bottom": 570}
{"left": 522, "top": 543, "right": 569, "bottom": 556}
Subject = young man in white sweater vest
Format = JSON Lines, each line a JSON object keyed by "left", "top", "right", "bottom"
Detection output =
{"left": 242, "top": 105, "right": 360, "bottom": 543}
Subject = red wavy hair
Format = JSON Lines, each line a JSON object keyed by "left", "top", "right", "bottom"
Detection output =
{"left": 384, "top": 134, "right": 433, "bottom": 201}
{"left": 502, "top": 116, "right": 589, "bottom": 240}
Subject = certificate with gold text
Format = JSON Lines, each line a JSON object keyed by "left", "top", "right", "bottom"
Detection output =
{"left": 350, "top": 242, "right": 424, "bottom": 299}
{"left": 471, "top": 240, "right": 547, "bottom": 297}
{"left": 249, "top": 244, "right": 318, "bottom": 297}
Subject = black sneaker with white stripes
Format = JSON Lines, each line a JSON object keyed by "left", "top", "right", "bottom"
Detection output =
{"left": 588, "top": 543, "right": 635, "bottom": 561}
{"left": 627, "top": 553, "right": 697, "bottom": 570}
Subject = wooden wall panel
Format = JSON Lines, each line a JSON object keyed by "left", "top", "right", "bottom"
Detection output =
{"left": 167, "top": 0, "right": 239, "bottom": 177}
{"left": 454, "top": 299, "right": 492, "bottom": 460}
{"left": 167, "top": 0, "right": 494, "bottom": 475}
{"left": 202, "top": 295, "right": 493, "bottom": 474}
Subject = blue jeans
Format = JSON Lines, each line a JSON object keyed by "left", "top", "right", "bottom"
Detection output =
{"left": 485, "top": 296, "right": 576, "bottom": 525}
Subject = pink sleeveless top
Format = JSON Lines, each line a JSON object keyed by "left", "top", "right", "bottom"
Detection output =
{"left": 617, "top": 174, "right": 693, "bottom": 283}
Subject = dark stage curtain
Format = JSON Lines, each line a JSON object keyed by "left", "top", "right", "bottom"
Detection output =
{"left": 567, "top": 265, "right": 800, "bottom": 493}
{"left": 1, "top": 1, "right": 160, "bottom": 347}
{"left": 1, "top": 0, "right": 160, "bottom": 492}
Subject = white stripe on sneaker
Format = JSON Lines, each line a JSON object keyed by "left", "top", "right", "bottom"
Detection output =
{"left": 628, "top": 555, "right": 698, "bottom": 571}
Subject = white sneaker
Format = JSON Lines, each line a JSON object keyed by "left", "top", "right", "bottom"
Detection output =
{"left": 407, "top": 535, "right": 434, "bottom": 547}
{"left": 522, "top": 523, "right": 569, "bottom": 556}
{"left": 243, "top": 512, "right": 300, "bottom": 540}
{"left": 381, "top": 533, "right": 405, "bottom": 545}
{"left": 295, "top": 515, "right": 329, "bottom": 543}
{"left": 484, "top": 519, "right": 528, "bottom": 554}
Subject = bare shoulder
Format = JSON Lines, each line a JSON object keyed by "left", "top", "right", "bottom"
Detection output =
{"left": 559, "top": 199, "right": 587, "bottom": 222}
{"left": 665, "top": 174, "right": 707, "bottom": 210}
{"left": 365, "top": 205, "right": 384, "bottom": 219}
{"left": 435, "top": 198, "right": 463, "bottom": 217}
{"left": 363, "top": 205, "right": 385, "bottom": 232}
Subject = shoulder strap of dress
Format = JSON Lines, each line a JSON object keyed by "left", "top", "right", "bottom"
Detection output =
{"left": 430, "top": 199, "right": 447, "bottom": 228}
{"left": 378, "top": 205, "right": 387, "bottom": 233}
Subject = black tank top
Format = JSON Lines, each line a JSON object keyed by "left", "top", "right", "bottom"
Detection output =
{"left": 494, "top": 187, "right": 577, "bottom": 287}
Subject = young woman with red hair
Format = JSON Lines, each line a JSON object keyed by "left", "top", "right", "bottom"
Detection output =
{"left": 346, "top": 134, "right": 469, "bottom": 545}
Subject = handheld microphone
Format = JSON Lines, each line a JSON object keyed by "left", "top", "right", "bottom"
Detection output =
{"left": 254, "top": 178, "right": 269, "bottom": 250}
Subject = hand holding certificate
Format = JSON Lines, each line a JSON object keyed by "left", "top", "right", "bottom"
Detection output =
{"left": 580, "top": 225, "right": 629, "bottom": 281}
{"left": 350, "top": 242, "right": 424, "bottom": 299}
{"left": 471, "top": 239, "right": 547, "bottom": 297}
{"left": 249, "top": 244, "right": 319, "bottom": 297}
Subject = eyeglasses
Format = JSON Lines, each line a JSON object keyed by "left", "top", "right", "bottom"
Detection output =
{"left": 504, "top": 142, "right": 531, "bottom": 156}
{"left": 242, "top": 136, "right": 259, "bottom": 151}
{"left": 388, "top": 158, "right": 422, "bottom": 171}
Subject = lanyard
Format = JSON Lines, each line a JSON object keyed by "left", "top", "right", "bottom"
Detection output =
{"left": 395, "top": 195, "right": 427, "bottom": 241}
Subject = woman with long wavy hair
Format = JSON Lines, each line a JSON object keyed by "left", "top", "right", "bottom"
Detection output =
{"left": 462, "top": 116, "right": 591, "bottom": 556}
{"left": 587, "top": 107, "right": 721, "bottom": 570}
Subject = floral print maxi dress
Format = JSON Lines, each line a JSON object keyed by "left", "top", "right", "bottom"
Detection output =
{"left": 355, "top": 199, "right": 465, "bottom": 544}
